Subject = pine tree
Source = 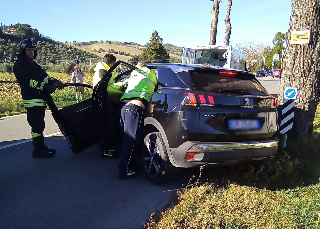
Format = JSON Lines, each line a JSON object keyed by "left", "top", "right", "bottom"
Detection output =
{"left": 279, "top": 0, "right": 320, "bottom": 142}
{"left": 139, "top": 31, "right": 170, "bottom": 63}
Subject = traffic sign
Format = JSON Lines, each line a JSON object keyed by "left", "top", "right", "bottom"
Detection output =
{"left": 284, "top": 87, "right": 297, "bottom": 100}
{"left": 273, "top": 54, "right": 280, "bottom": 61}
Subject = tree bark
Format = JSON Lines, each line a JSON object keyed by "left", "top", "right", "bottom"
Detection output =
{"left": 209, "top": 0, "right": 220, "bottom": 45}
{"left": 279, "top": 0, "right": 320, "bottom": 142}
{"left": 224, "top": 0, "right": 232, "bottom": 46}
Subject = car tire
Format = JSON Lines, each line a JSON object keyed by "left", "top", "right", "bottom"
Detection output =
{"left": 141, "top": 132, "right": 176, "bottom": 184}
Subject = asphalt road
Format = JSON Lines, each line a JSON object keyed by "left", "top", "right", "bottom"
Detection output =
{"left": 0, "top": 112, "right": 190, "bottom": 229}
{"left": 256, "top": 76, "right": 280, "bottom": 97}
{"left": 0, "top": 77, "right": 280, "bottom": 229}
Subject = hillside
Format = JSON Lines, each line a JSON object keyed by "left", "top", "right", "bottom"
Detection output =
{"left": 0, "top": 23, "right": 101, "bottom": 72}
{"left": 68, "top": 41, "right": 182, "bottom": 62}
{"left": 0, "top": 23, "right": 183, "bottom": 74}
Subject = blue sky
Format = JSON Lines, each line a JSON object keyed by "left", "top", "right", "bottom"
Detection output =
{"left": 0, "top": 0, "right": 292, "bottom": 48}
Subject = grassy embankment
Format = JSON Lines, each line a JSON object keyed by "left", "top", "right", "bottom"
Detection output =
{"left": 145, "top": 109, "right": 320, "bottom": 228}
{"left": 0, "top": 72, "right": 93, "bottom": 117}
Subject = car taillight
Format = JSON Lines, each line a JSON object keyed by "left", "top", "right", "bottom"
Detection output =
{"left": 207, "top": 95, "right": 215, "bottom": 104}
{"left": 179, "top": 93, "right": 215, "bottom": 106}
{"left": 198, "top": 94, "right": 206, "bottom": 104}
{"left": 186, "top": 152, "right": 196, "bottom": 160}
{"left": 271, "top": 98, "right": 278, "bottom": 107}
{"left": 220, "top": 70, "right": 237, "bottom": 77}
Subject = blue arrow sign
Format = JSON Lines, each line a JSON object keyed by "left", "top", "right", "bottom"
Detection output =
{"left": 284, "top": 87, "right": 297, "bottom": 100}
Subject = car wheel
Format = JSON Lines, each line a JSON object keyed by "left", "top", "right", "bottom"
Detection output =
{"left": 141, "top": 132, "right": 176, "bottom": 184}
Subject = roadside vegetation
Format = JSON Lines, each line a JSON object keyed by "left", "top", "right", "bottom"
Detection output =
{"left": 145, "top": 108, "right": 320, "bottom": 228}
{"left": 0, "top": 72, "right": 93, "bottom": 117}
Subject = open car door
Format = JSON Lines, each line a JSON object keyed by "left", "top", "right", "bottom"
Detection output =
{"left": 44, "top": 82, "right": 99, "bottom": 153}
{"left": 44, "top": 61, "right": 135, "bottom": 153}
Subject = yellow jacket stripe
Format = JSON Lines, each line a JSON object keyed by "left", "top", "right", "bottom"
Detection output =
{"left": 23, "top": 99, "right": 45, "bottom": 107}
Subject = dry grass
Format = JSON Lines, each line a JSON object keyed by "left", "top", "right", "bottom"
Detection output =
{"left": 68, "top": 42, "right": 182, "bottom": 62}
{"left": 0, "top": 72, "right": 94, "bottom": 117}
{"left": 146, "top": 182, "right": 320, "bottom": 229}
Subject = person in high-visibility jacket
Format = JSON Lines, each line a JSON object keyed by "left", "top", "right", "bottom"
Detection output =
{"left": 93, "top": 54, "right": 124, "bottom": 158}
{"left": 117, "top": 61, "right": 158, "bottom": 180}
{"left": 13, "top": 38, "right": 64, "bottom": 158}
{"left": 93, "top": 54, "right": 116, "bottom": 88}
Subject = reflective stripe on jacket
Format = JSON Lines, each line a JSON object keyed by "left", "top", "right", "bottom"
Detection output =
{"left": 120, "top": 67, "right": 157, "bottom": 102}
{"left": 23, "top": 99, "right": 45, "bottom": 108}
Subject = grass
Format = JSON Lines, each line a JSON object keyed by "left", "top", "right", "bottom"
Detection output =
{"left": 0, "top": 72, "right": 94, "bottom": 117}
{"left": 145, "top": 107, "right": 320, "bottom": 229}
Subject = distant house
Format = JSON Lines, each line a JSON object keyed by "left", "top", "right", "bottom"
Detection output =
{"left": 3, "top": 27, "right": 18, "bottom": 35}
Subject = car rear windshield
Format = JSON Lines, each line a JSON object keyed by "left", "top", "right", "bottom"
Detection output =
{"left": 190, "top": 71, "right": 269, "bottom": 96}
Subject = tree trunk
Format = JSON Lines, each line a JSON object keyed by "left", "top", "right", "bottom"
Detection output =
{"left": 278, "top": 0, "right": 320, "bottom": 142}
{"left": 209, "top": 0, "right": 220, "bottom": 45}
{"left": 224, "top": 0, "right": 232, "bottom": 46}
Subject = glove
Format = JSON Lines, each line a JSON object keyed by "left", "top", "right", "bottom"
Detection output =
{"left": 45, "top": 79, "right": 64, "bottom": 94}
{"left": 54, "top": 79, "right": 64, "bottom": 90}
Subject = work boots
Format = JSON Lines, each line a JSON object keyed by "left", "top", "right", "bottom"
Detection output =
{"left": 32, "top": 136, "right": 56, "bottom": 158}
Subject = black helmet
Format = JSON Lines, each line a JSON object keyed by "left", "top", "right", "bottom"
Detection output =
{"left": 19, "top": 38, "right": 38, "bottom": 58}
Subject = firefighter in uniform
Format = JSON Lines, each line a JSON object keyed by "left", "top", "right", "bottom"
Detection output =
{"left": 13, "top": 38, "right": 64, "bottom": 158}
{"left": 118, "top": 62, "right": 158, "bottom": 180}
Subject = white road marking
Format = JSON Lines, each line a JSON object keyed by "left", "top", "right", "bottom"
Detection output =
{"left": 0, "top": 132, "right": 61, "bottom": 150}
{"left": 0, "top": 110, "right": 53, "bottom": 120}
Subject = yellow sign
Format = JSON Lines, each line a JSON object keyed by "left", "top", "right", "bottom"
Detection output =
{"left": 290, "top": 30, "right": 311, "bottom": 44}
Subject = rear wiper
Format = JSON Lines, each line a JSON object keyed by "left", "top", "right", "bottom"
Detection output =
{"left": 218, "top": 89, "right": 246, "bottom": 94}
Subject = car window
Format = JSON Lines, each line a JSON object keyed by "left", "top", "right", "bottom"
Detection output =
{"left": 190, "top": 71, "right": 269, "bottom": 96}
{"left": 157, "top": 67, "right": 188, "bottom": 88}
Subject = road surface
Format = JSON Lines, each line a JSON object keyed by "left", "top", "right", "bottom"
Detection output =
{"left": 257, "top": 76, "right": 280, "bottom": 97}
{"left": 0, "top": 77, "right": 280, "bottom": 229}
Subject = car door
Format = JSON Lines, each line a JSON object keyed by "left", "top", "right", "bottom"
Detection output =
{"left": 45, "top": 61, "right": 135, "bottom": 153}
{"left": 43, "top": 80, "right": 99, "bottom": 153}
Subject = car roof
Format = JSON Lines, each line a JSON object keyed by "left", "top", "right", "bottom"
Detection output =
{"left": 147, "top": 63, "right": 247, "bottom": 73}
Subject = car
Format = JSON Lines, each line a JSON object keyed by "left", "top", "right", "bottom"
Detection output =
{"left": 46, "top": 61, "right": 279, "bottom": 184}
{"left": 272, "top": 69, "right": 282, "bottom": 78}
{"left": 256, "top": 70, "right": 267, "bottom": 77}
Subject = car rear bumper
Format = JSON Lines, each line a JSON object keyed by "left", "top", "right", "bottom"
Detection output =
{"left": 169, "top": 138, "right": 278, "bottom": 168}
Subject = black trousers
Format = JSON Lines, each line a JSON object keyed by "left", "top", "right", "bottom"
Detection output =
{"left": 26, "top": 106, "right": 46, "bottom": 136}
{"left": 119, "top": 103, "right": 144, "bottom": 173}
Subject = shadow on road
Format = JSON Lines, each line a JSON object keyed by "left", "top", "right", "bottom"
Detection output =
{"left": 0, "top": 135, "right": 198, "bottom": 229}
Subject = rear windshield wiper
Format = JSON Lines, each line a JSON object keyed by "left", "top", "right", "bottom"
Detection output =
{"left": 218, "top": 89, "right": 247, "bottom": 94}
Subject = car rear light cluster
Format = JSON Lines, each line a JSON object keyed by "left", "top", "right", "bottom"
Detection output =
{"left": 180, "top": 93, "right": 215, "bottom": 106}
{"left": 271, "top": 98, "right": 278, "bottom": 107}
{"left": 219, "top": 70, "right": 237, "bottom": 77}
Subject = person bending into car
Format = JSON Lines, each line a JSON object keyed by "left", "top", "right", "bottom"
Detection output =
{"left": 118, "top": 61, "right": 158, "bottom": 180}
{"left": 13, "top": 38, "right": 64, "bottom": 158}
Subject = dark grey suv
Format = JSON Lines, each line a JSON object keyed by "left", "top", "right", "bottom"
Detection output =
{"left": 46, "top": 61, "right": 279, "bottom": 184}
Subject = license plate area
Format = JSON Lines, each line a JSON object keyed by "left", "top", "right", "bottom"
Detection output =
{"left": 227, "top": 119, "right": 261, "bottom": 131}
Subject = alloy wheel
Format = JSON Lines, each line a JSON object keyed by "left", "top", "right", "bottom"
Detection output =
{"left": 143, "top": 135, "right": 161, "bottom": 178}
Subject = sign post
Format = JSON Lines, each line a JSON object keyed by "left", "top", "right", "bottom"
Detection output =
{"left": 279, "top": 87, "right": 297, "bottom": 151}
